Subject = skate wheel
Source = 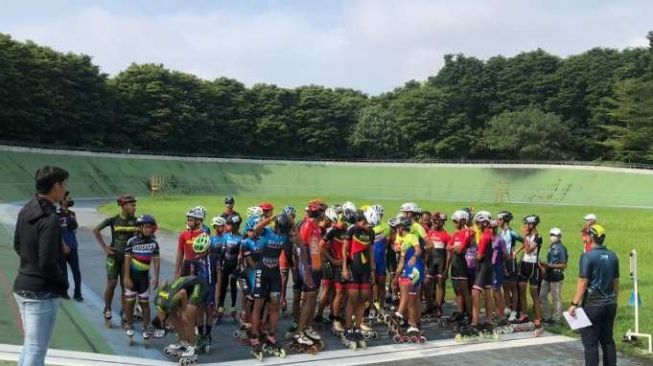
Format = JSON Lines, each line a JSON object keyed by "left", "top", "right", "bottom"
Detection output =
{"left": 402, "top": 336, "right": 409, "bottom": 343}
{"left": 358, "top": 340, "right": 366, "bottom": 349}
{"left": 348, "top": 342, "right": 357, "bottom": 351}
{"left": 393, "top": 335, "right": 401, "bottom": 343}
{"left": 372, "top": 332, "right": 378, "bottom": 340}
{"left": 419, "top": 336, "right": 426, "bottom": 344}
{"left": 278, "top": 348, "right": 287, "bottom": 358}
{"left": 454, "top": 334, "right": 462, "bottom": 342}
{"left": 387, "top": 329, "right": 394, "bottom": 336}
{"left": 410, "top": 336, "right": 417, "bottom": 343}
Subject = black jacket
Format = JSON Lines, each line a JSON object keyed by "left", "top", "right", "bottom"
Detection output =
{"left": 13, "top": 195, "right": 68, "bottom": 296}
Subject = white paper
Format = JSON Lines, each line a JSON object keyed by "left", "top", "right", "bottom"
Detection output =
{"left": 563, "top": 308, "right": 593, "bottom": 330}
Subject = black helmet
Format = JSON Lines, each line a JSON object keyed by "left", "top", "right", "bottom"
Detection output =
{"left": 224, "top": 196, "right": 235, "bottom": 205}
{"left": 398, "top": 217, "right": 412, "bottom": 229}
{"left": 353, "top": 210, "right": 367, "bottom": 223}
{"left": 523, "top": 214, "right": 540, "bottom": 226}
{"left": 117, "top": 194, "right": 137, "bottom": 206}
{"left": 496, "top": 211, "right": 513, "bottom": 222}
{"left": 275, "top": 213, "right": 291, "bottom": 233}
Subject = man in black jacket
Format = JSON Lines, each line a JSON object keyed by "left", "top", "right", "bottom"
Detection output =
{"left": 13, "top": 166, "right": 69, "bottom": 366}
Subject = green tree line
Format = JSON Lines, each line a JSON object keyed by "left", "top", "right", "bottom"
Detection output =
{"left": 1, "top": 32, "right": 652, "bottom": 162}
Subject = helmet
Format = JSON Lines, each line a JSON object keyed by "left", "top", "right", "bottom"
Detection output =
{"left": 227, "top": 215, "right": 241, "bottom": 225}
{"left": 496, "top": 211, "right": 513, "bottom": 222}
{"left": 154, "top": 283, "right": 172, "bottom": 313}
{"left": 549, "top": 227, "right": 562, "bottom": 236}
{"left": 364, "top": 207, "right": 381, "bottom": 227}
{"left": 489, "top": 219, "right": 500, "bottom": 228}
{"left": 224, "top": 196, "right": 235, "bottom": 205}
{"left": 342, "top": 201, "right": 357, "bottom": 223}
{"left": 325, "top": 207, "right": 339, "bottom": 223}
{"left": 186, "top": 206, "right": 205, "bottom": 220}
{"left": 433, "top": 212, "right": 447, "bottom": 222}
{"left": 136, "top": 214, "right": 157, "bottom": 226}
{"left": 370, "top": 204, "right": 384, "bottom": 216}
{"left": 259, "top": 202, "right": 274, "bottom": 211}
{"left": 192, "top": 233, "right": 211, "bottom": 254}
{"left": 244, "top": 215, "right": 261, "bottom": 232}
{"left": 399, "top": 202, "right": 420, "bottom": 213}
{"left": 275, "top": 213, "right": 292, "bottom": 233}
{"left": 473, "top": 210, "right": 492, "bottom": 223}
{"left": 451, "top": 210, "right": 469, "bottom": 222}
{"left": 247, "top": 206, "right": 264, "bottom": 218}
{"left": 588, "top": 224, "right": 606, "bottom": 244}
{"left": 306, "top": 202, "right": 324, "bottom": 217}
{"left": 388, "top": 217, "right": 400, "bottom": 228}
{"left": 284, "top": 205, "right": 297, "bottom": 216}
{"left": 397, "top": 217, "right": 412, "bottom": 229}
{"left": 308, "top": 198, "right": 327, "bottom": 211}
{"left": 584, "top": 213, "right": 597, "bottom": 222}
{"left": 463, "top": 207, "right": 475, "bottom": 219}
{"left": 342, "top": 201, "right": 357, "bottom": 214}
{"left": 117, "top": 194, "right": 137, "bottom": 206}
{"left": 210, "top": 216, "right": 226, "bottom": 227}
{"left": 523, "top": 215, "right": 540, "bottom": 226}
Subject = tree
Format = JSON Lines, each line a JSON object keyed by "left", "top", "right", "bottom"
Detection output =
{"left": 602, "top": 78, "right": 653, "bottom": 163}
{"left": 349, "top": 104, "right": 402, "bottom": 158}
{"left": 479, "top": 108, "right": 570, "bottom": 160}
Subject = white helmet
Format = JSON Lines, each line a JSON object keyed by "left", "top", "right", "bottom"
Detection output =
{"left": 364, "top": 207, "right": 382, "bottom": 227}
{"left": 247, "top": 206, "right": 264, "bottom": 218}
{"left": 342, "top": 201, "right": 357, "bottom": 213}
{"left": 549, "top": 227, "right": 562, "bottom": 236}
{"left": 186, "top": 206, "right": 205, "bottom": 220}
{"left": 399, "top": 202, "right": 420, "bottom": 213}
{"left": 325, "top": 207, "right": 339, "bottom": 223}
{"left": 473, "top": 210, "right": 492, "bottom": 223}
{"left": 210, "top": 216, "right": 227, "bottom": 227}
{"left": 451, "top": 210, "right": 469, "bottom": 222}
{"left": 370, "top": 204, "right": 384, "bottom": 216}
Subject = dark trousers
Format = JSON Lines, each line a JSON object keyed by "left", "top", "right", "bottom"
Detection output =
{"left": 219, "top": 262, "right": 238, "bottom": 308}
{"left": 66, "top": 247, "right": 82, "bottom": 296}
{"left": 580, "top": 302, "right": 617, "bottom": 366}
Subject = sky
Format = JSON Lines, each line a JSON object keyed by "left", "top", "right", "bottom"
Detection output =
{"left": 1, "top": 0, "right": 651, "bottom": 94}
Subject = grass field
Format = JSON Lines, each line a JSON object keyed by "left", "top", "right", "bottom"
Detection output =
{"left": 100, "top": 194, "right": 653, "bottom": 358}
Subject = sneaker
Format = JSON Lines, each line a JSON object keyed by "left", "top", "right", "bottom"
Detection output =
{"left": 61, "top": 293, "right": 70, "bottom": 300}
{"left": 508, "top": 311, "right": 517, "bottom": 322}
{"left": 73, "top": 293, "right": 83, "bottom": 302}
{"left": 293, "top": 333, "right": 314, "bottom": 346}
{"left": 504, "top": 308, "right": 512, "bottom": 317}
{"left": 360, "top": 323, "right": 373, "bottom": 332}
{"left": 304, "top": 327, "right": 321, "bottom": 341}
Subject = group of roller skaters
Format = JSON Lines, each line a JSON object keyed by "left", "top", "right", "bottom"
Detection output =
{"left": 94, "top": 194, "right": 554, "bottom": 364}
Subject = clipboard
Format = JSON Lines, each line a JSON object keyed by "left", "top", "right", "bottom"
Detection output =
{"left": 563, "top": 308, "right": 593, "bottom": 330}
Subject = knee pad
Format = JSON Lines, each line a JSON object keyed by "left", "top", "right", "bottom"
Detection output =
{"left": 138, "top": 291, "right": 150, "bottom": 302}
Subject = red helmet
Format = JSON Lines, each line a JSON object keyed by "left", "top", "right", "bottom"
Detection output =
{"left": 259, "top": 202, "right": 274, "bottom": 211}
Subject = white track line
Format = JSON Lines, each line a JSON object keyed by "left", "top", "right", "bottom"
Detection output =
{"left": 208, "top": 334, "right": 576, "bottom": 366}
{"left": 0, "top": 334, "right": 576, "bottom": 366}
{"left": 0, "top": 343, "right": 175, "bottom": 366}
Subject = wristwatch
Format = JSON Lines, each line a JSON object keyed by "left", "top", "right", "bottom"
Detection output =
{"left": 570, "top": 301, "right": 579, "bottom": 306}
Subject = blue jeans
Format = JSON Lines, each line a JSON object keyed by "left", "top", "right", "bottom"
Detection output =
{"left": 14, "top": 293, "right": 60, "bottom": 366}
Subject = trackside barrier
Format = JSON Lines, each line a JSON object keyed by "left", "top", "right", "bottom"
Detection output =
{"left": 624, "top": 250, "right": 652, "bottom": 353}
